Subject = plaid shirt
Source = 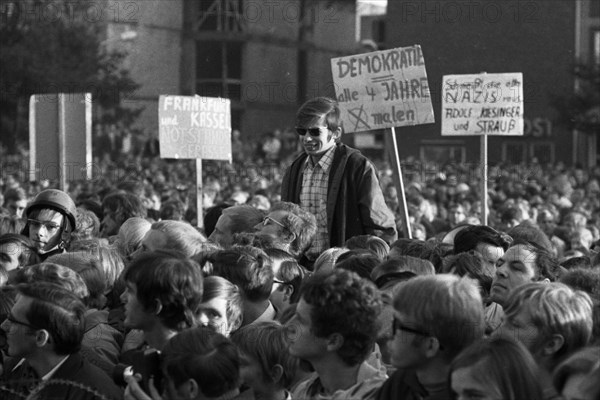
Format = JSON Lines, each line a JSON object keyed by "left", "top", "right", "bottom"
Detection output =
{"left": 300, "top": 146, "right": 336, "bottom": 258}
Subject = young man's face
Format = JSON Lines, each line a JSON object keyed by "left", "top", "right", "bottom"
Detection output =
{"left": 490, "top": 245, "right": 538, "bottom": 307}
{"left": 0, "top": 241, "right": 23, "bottom": 271}
{"left": 0, "top": 294, "right": 39, "bottom": 359}
{"left": 286, "top": 298, "right": 328, "bottom": 362}
{"left": 389, "top": 311, "right": 429, "bottom": 369}
{"left": 297, "top": 116, "right": 337, "bottom": 159}
{"left": 209, "top": 213, "right": 235, "bottom": 248}
{"left": 28, "top": 209, "right": 64, "bottom": 252}
{"left": 6, "top": 199, "right": 27, "bottom": 218}
{"left": 495, "top": 306, "right": 544, "bottom": 357}
{"left": 100, "top": 208, "right": 121, "bottom": 237}
{"left": 121, "top": 282, "right": 153, "bottom": 330}
{"left": 197, "top": 297, "right": 231, "bottom": 336}
{"left": 238, "top": 350, "right": 273, "bottom": 397}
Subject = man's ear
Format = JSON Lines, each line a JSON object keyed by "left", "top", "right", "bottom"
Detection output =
{"left": 422, "top": 336, "right": 442, "bottom": 359}
{"left": 332, "top": 127, "right": 342, "bottom": 141}
{"left": 180, "top": 378, "right": 199, "bottom": 399}
{"left": 542, "top": 334, "right": 565, "bottom": 357}
{"left": 326, "top": 333, "right": 344, "bottom": 352}
{"left": 283, "top": 230, "right": 297, "bottom": 244}
{"left": 270, "top": 364, "right": 284, "bottom": 384}
{"left": 35, "top": 329, "right": 51, "bottom": 348}
{"left": 153, "top": 299, "right": 163, "bottom": 315}
{"left": 282, "top": 285, "right": 294, "bottom": 302}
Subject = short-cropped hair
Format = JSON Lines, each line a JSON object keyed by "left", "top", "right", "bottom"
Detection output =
{"left": 393, "top": 274, "right": 485, "bottom": 359}
{"left": 115, "top": 217, "right": 152, "bottom": 261}
{"left": 150, "top": 220, "right": 206, "bottom": 258}
{"left": 503, "top": 282, "right": 593, "bottom": 364}
{"left": 13, "top": 263, "right": 89, "bottom": 301}
{"left": 300, "top": 269, "right": 382, "bottom": 366}
{"left": 17, "top": 282, "right": 86, "bottom": 355}
{"left": 334, "top": 251, "right": 380, "bottom": 281}
{"left": 450, "top": 336, "right": 544, "bottom": 399}
{"left": 162, "top": 326, "right": 240, "bottom": 398}
{"left": 221, "top": 205, "right": 265, "bottom": 234}
{"left": 231, "top": 321, "right": 298, "bottom": 388}
{"left": 210, "top": 246, "right": 274, "bottom": 302}
{"left": 124, "top": 251, "right": 203, "bottom": 330}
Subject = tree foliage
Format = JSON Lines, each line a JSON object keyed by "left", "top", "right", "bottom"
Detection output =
{"left": 0, "top": 0, "right": 141, "bottom": 151}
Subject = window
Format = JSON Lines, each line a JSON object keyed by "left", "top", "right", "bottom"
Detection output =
{"left": 502, "top": 142, "right": 527, "bottom": 164}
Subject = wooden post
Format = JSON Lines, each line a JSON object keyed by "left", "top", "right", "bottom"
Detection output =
{"left": 196, "top": 159, "right": 204, "bottom": 229}
{"left": 386, "top": 127, "right": 412, "bottom": 238}
{"left": 480, "top": 132, "right": 488, "bottom": 226}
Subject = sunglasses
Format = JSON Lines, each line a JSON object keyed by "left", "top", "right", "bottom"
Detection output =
{"left": 295, "top": 126, "right": 328, "bottom": 136}
{"left": 27, "top": 219, "right": 61, "bottom": 233}
{"left": 392, "top": 317, "right": 430, "bottom": 337}
{"left": 6, "top": 313, "right": 38, "bottom": 330}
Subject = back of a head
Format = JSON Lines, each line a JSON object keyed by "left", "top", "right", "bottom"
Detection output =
{"left": 222, "top": 205, "right": 264, "bottom": 234}
{"left": 300, "top": 269, "right": 382, "bottom": 366}
{"left": 507, "top": 223, "right": 553, "bottom": 254}
{"left": 102, "top": 191, "right": 147, "bottom": 221}
{"left": 454, "top": 225, "right": 511, "bottom": 254}
{"left": 162, "top": 326, "right": 240, "bottom": 398}
{"left": 334, "top": 252, "right": 380, "bottom": 281}
{"left": 393, "top": 274, "right": 485, "bottom": 359}
{"left": 116, "top": 217, "right": 152, "bottom": 260}
{"left": 72, "top": 207, "right": 100, "bottom": 241}
{"left": 444, "top": 252, "right": 493, "bottom": 300}
{"left": 210, "top": 246, "right": 274, "bottom": 302}
{"left": 204, "top": 203, "right": 232, "bottom": 237}
{"left": 125, "top": 250, "right": 204, "bottom": 330}
{"left": 0, "top": 233, "right": 39, "bottom": 268}
{"left": 451, "top": 336, "right": 544, "bottom": 400}
{"left": 503, "top": 282, "right": 593, "bottom": 364}
{"left": 46, "top": 251, "right": 107, "bottom": 309}
{"left": 13, "top": 263, "right": 89, "bottom": 301}
{"left": 151, "top": 220, "right": 206, "bottom": 258}
{"left": 345, "top": 235, "right": 390, "bottom": 262}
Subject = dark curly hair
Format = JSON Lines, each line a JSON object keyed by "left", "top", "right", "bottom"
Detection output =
{"left": 300, "top": 269, "right": 382, "bottom": 366}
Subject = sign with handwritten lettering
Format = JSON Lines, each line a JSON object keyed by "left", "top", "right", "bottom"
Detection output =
{"left": 441, "top": 73, "right": 524, "bottom": 136}
{"left": 159, "top": 95, "right": 232, "bottom": 160}
{"left": 330, "top": 45, "right": 435, "bottom": 134}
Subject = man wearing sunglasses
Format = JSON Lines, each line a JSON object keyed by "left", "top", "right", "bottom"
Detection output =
{"left": 21, "top": 189, "right": 77, "bottom": 261}
{"left": 281, "top": 97, "right": 397, "bottom": 261}
{"left": 376, "top": 275, "right": 484, "bottom": 400}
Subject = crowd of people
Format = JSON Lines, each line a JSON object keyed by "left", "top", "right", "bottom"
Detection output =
{"left": 0, "top": 96, "right": 599, "bottom": 400}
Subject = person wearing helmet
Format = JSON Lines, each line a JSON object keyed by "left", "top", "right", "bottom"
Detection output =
{"left": 21, "top": 189, "right": 77, "bottom": 260}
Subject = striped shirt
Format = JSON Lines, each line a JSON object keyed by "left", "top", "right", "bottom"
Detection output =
{"left": 300, "top": 146, "right": 336, "bottom": 258}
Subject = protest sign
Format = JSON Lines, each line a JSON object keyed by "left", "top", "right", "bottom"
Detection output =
{"left": 330, "top": 45, "right": 435, "bottom": 133}
{"left": 159, "top": 95, "right": 232, "bottom": 161}
{"left": 441, "top": 73, "right": 524, "bottom": 136}
{"left": 29, "top": 93, "right": 92, "bottom": 189}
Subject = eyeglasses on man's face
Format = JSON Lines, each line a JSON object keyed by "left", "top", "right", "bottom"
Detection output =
{"left": 5, "top": 312, "right": 38, "bottom": 331}
{"left": 295, "top": 126, "right": 328, "bottom": 137}
{"left": 262, "top": 216, "right": 286, "bottom": 229}
{"left": 392, "top": 317, "right": 430, "bottom": 337}
{"left": 28, "top": 219, "right": 61, "bottom": 233}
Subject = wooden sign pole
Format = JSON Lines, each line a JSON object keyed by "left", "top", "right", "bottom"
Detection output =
{"left": 386, "top": 127, "right": 412, "bottom": 238}
{"left": 480, "top": 132, "right": 488, "bottom": 226}
{"left": 196, "top": 159, "right": 204, "bottom": 229}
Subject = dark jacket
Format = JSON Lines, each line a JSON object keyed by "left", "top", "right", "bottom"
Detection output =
{"left": 1, "top": 353, "right": 123, "bottom": 400}
{"left": 281, "top": 143, "right": 397, "bottom": 248}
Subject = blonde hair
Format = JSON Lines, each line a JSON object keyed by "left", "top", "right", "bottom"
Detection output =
{"left": 393, "top": 274, "right": 485, "bottom": 359}
{"left": 504, "top": 282, "right": 593, "bottom": 364}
